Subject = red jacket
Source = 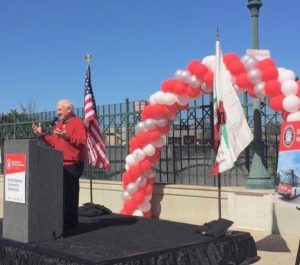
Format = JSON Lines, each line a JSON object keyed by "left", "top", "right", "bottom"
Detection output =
{"left": 42, "top": 116, "right": 87, "bottom": 165}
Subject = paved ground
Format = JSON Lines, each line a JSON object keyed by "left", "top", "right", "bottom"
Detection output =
{"left": 248, "top": 230, "right": 299, "bottom": 265}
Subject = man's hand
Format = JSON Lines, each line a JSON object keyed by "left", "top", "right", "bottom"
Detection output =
{"left": 32, "top": 122, "right": 43, "bottom": 137}
{"left": 53, "top": 128, "right": 68, "bottom": 139}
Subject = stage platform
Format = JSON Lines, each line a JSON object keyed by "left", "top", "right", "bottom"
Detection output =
{"left": 0, "top": 208, "right": 258, "bottom": 265}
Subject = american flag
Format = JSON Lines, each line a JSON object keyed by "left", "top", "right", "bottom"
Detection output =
{"left": 84, "top": 65, "right": 109, "bottom": 169}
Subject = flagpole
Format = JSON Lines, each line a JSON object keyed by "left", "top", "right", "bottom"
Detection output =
{"left": 84, "top": 53, "right": 94, "bottom": 204}
{"left": 217, "top": 173, "right": 221, "bottom": 219}
{"left": 215, "top": 28, "right": 222, "bottom": 220}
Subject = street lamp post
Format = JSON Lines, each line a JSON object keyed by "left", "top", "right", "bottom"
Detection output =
{"left": 245, "top": 0, "right": 274, "bottom": 189}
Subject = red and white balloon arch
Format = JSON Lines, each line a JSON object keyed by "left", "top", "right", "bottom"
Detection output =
{"left": 120, "top": 53, "right": 300, "bottom": 217}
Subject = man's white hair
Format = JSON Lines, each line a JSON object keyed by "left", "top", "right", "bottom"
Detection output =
{"left": 58, "top": 99, "right": 74, "bottom": 112}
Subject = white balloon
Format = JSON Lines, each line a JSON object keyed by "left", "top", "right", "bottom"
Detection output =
{"left": 143, "top": 170, "right": 155, "bottom": 178}
{"left": 132, "top": 209, "right": 144, "bottom": 217}
{"left": 202, "top": 55, "right": 216, "bottom": 71}
{"left": 143, "top": 144, "right": 156, "bottom": 156}
{"left": 201, "top": 83, "right": 212, "bottom": 94}
{"left": 153, "top": 91, "right": 164, "bottom": 104}
{"left": 136, "top": 176, "right": 147, "bottom": 187}
{"left": 177, "top": 95, "right": 189, "bottom": 106}
{"left": 156, "top": 118, "right": 168, "bottom": 127}
{"left": 133, "top": 148, "right": 145, "bottom": 161}
{"left": 144, "top": 119, "right": 156, "bottom": 130}
{"left": 145, "top": 172, "right": 155, "bottom": 179}
{"left": 281, "top": 80, "right": 299, "bottom": 96}
{"left": 149, "top": 93, "right": 157, "bottom": 105}
{"left": 125, "top": 164, "right": 130, "bottom": 171}
{"left": 175, "top": 69, "right": 184, "bottom": 78}
{"left": 189, "top": 75, "right": 201, "bottom": 88}
{"left": 282, "top": 95, "right": 300, "bottom": 113}
{"left": 253, "top": 82, "right": 266, "bottom": 98}
{"left": 145, "top": 194, "right": 152, "bottom": 202}
{"left": 277, "top": 67, "right": 286, "bottom": 78}
{"left": 135, "top": 122, "right": 146, "bottom": 135}
{"left": 122, "top": 191, "right": 131, "bottom": 201}
{"left": 278, "top": 68, "right": 296, "bottom": 83}
{"left": 241, "top": 55, "right": 258, "bottom": 70}
{"left": 247, "top": 68, "right": 262, "bottom": 84}
{"left": 168, "top": 115, "right": 177, "bottom": 121}
{"left": 126, "top": 183, "right": 138, "bottom": 195}
{"left": 152, "top": 136, "right": 165, "bottom": 148}
{"left": 175, "top": 69, "right": 191, "bottom": 82}
{"left": 138, "top": 201, "right": 151, "bottom": 212}
{"left": 149, "top": 94, "right": 155, "bottom": 105}
{"left": 287, "top": 111, "right": 300, "bottom": 121}
{"left": 241, "top": 54, "right": 251, "bottom": 63}
{"left": 125, "top": 154, "right": 137, "bottom": 167}
{"left": 164, "top": 92, "right": 177, "bottom": 105}
{"left": 180, "top": 70, "right": 191, "bottom": 80}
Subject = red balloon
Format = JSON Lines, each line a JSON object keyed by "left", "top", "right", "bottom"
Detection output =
{"left": 248, "top": 86, "right": 257, "bottom": 98}
{"left": 174, "top": 80, "right": 188, "bottom": 95}
{"left": 156, "top": 125, "right": 170, "bottom": 134}
{"left": 145, "top": 184, "right": 153, "bottom": 195}
{"left": 264, "top": 80, "right": 282, "bottom": 97}
{"left": 128, "top": 164, "right": 142, "bottom": 181}
{"left": 123, "top": 200, "right": 136, "bottom": 214}
{"left": 235, "top": 73, "right": 253, "bottom": 90}
{"left": 176, "top": 103, "right": 189, "bottom": 111}
{"left": 202, "top": 71, "right": 214, "bottom": 87}
{"left": 129, "top": 146, "right": 135, "bottom": 153}
{"left": 228, "top": 60, "right": 246, "bottom": 76}
{"left": 143, "top": 211, "right": 152, "bottom": 218}
{"left": 140, "top": 159, "right": 152, "bottom": 173}
{"left": 281, "top": 109, "right": 289, "bottom": 121}
{"left": 141, "top": 104, "right": 164, "bottom": 120}
{"left": 129, "top": 137, "right": 138, "bottom": 149}
{"left": 161, "top": 79, "right": 176, "bottom": 93}
{"left": 147, "top": 178, "right": 155, "bottom": 185}
{"left": 146, "top": 152, "right": 160, "bottom": 163}
{"left": 257, "top": 58, "right": 276, "bottom": 69}
{"left": 132, "top": 191, "right": 145, "bottom": 205}
{"left": 147, "top": 130, "right": 161, "bottom": 141}
{"left": 122, "top": 172, "right": 132, "bottom": 186}
{"left": 135, "top": 132, "right": 150, "bottom": 148}
{"left": 261, "top": 66, "right": 278, "bottom": 82}
{"left": 223, "top": 53, "right": 240, "bottom": 66}
{"left": 269, "top": 94, "right": 285, "bottom": 112}
{"left": 164, "top": 104, "right": 178, "bottom": 117}
{"left": 120, "top": 209, "right": 128, "bottom": 215}
{"left": 122, "top": 181, "right": 128, "bottom": 190}
{"left": 186, "top": 86, "right": 202, "bottom": 98}
{"left": 187, "top": 60, "right": 208, "bottom": 79}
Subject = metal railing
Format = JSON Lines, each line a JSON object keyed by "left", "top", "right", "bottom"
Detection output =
{"left": 0, "top": 96, "right": 280, "bottom": 186}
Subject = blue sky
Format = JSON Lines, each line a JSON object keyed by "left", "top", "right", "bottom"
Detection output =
{"left": 1, "top": 0, "right": 300, "bottom": 113}
{"left": 277, "top": 151, "right": 300, "bottom": 180}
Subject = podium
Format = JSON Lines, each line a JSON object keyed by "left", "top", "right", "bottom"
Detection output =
{"left": 3, "top": 139, "right": 63, "bottom": 243}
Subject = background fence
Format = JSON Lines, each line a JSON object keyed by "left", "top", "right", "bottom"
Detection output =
{"left": 0, "top": 96, "right": 281, "bottom": 186}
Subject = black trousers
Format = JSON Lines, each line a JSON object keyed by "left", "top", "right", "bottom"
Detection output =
{"left": 63, "top": 162, "right": 84, "bottom": 231}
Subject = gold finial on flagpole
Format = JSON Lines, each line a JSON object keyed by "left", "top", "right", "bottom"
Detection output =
{"left": 84, "top": 53, "right": 93, "bottom": 64}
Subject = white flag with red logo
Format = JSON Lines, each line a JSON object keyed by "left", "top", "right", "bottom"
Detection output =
{"left": 211, "top": 40, "right": 253, "bottom": 175}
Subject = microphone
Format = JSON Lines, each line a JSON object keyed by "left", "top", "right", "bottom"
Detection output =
{"left": 51, "top": 116, "right": 59, "bottom": 127}
{"left": 48, "top": 116, "right": 59, "bottom": 133}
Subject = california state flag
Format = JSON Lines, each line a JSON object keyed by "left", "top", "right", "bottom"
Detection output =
{"left": 211, "top": 39, "right": 253, "bottom": 175}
